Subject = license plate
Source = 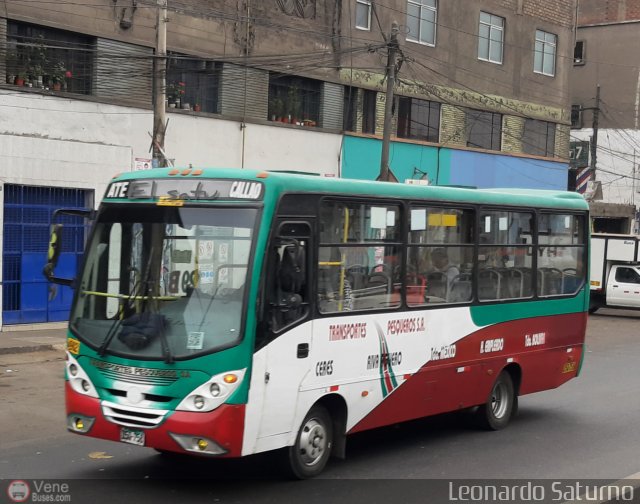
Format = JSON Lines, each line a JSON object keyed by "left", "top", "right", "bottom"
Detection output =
{"left": 120, "top": 427, "right": 145, "bottom": 446}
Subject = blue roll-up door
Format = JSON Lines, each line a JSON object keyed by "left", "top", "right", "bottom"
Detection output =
{"left": 3, "top": 184, "right": 93, "bottom": 325}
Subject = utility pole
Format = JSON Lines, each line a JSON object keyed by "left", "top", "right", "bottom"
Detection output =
{"left": 589, "top": 84, "right": 600, "bottom": 181}
{"left": 378, "top": 21, "right": 399, "bottom": 182}
{"left": 633, "top": 149, "right": 636, "bottom": 207}
{"left": 152, "top": 0, "right": 168, "bottom": 167}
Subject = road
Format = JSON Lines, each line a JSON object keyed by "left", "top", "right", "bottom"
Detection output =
{"left": 1, "top": 309, "right": 640, "bottom": 503}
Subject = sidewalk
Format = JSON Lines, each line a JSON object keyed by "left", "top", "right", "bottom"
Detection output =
{"left": 0, "top": 324, "right": 68, "bottom": 355}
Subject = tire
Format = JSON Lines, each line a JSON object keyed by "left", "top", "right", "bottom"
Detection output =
{"left": 287, "top": 404, "right": 333, "bottom": 479}
{"left": 476, "top": 371, "right": 516, "bottom": 431}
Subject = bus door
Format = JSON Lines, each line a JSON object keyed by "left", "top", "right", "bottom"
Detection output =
{"left": 256, "top": 220, "right": 313, "bottom": 440}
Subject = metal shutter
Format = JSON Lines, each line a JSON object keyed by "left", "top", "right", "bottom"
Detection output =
{"left": 219, "top": 63, "right": 268, "bottom": 119}
{"left": 94, "top": 38, "right": 153, "bottom": 105}
{"left": 320, "top": 82, "right": 343, "bottom": 130}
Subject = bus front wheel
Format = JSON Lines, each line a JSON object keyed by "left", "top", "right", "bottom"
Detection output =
{"left": 287, "top": 404, "right": 333, "bottom": 479}
{"left": 476, "top": 371, "right": 516, "bottom": 431}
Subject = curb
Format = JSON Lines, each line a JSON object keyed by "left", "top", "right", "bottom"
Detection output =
{"left": 0, "top": 344, "right": 57, "bottom": 356}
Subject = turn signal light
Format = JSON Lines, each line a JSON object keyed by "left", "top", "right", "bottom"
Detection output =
{"left": 223, "top": 374, "right": 238, "bottom": 384}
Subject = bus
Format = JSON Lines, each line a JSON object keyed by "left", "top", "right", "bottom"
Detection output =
{"left": 45, "top": 168, "right": 589, "bottom": 478}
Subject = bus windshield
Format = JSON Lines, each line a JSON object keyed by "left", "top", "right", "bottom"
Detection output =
{"left": 70, "top": 204, "right": 258, "bottom": 360}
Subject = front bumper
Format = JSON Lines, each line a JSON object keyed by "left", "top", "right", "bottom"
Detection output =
{"left": 65, "top": 382, "right": 245, "bottom": 457}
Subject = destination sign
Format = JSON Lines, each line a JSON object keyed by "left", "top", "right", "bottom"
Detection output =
{"left": 104, "top": 179, "right": 264, "bottom": 201}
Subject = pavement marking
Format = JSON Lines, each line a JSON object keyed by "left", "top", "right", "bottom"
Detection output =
{"left": 89, "top": 451, "right": 114, "bottom": 460}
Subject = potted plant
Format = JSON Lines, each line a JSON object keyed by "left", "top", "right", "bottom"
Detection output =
{"left": 5, "top": 48, "right": 18, "bottom": 84}
{"left": 15, "top": 70, "right": 28, "bottom": 87}
{"left": 287, "top": 85, "right": 301, "bottom": 125}
{"left": 167, "top": 81, "right": 185, "bottom": 108}
{"left": 27, "top": 34, "right": 48, "bottom": 88}
{"left": 269, "top": 96, "right": 283, "bottom": 121}
{"left": 50, "top": 61, "right": 67, "bottom": 91}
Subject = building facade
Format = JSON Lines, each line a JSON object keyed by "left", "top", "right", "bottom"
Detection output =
{"left": 571, "top": 0, "right": 640, "bottom": 231}
{"left": 0, "top": 0, "right": 575, "bottom": 327}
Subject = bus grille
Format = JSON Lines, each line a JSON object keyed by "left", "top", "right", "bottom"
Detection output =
{"left": 102, "top": 401, "right": 168, "bottom": 429}
{"left": 96, "top": 368, "right": 178, "bottom": 386}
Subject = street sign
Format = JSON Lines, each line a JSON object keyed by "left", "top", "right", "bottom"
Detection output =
{"left": 570, "top": 140, "right": 590, "bottom": 168}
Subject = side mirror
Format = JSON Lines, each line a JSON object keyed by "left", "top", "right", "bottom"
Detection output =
{"left": 42, "top": 207, "right": 94, "bottom": 288}
{"left": 43, "top": 224, "right": 74, "bottom": 287}
{"left": 48, "top": 224, "right": 63, "bottom": 269}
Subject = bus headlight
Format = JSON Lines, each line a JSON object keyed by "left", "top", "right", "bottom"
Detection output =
{"left": 176, "top": 369, "right": 246, "bottom": 413}
{"left": 65, "top": 352, "right": 99, "bottom": 398}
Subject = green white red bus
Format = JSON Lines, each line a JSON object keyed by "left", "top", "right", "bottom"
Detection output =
{"left": 45, "top": 168, "right": 589, "bottom": 478}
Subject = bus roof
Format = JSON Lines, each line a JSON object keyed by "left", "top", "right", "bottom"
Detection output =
{"left": 113, "top": 168, "right": 588, "bottom": 210}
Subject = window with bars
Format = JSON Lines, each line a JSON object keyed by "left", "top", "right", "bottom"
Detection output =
{"left": 166, "top": 54, "right": 220, "bottom": 113}
{"left": 478, "top": 12, "right": 504, "bottom": 64}
{"left": 268, "top": 74, "right": 321, "bottom": 126}
{"left": 466, "top": 109, "right": 502, "bottom": 150}
{"left": 397, "top": 97, "right": 440, "bottom": 142}
{"left": 406, "top": 0, "right": 437, "bottom": 46}
{"left": 6, "top": 20, "right": 94, "bottom": 94}
{"left": 522, "top": 119, "right": 556, "bottom": 157}
{"left": 534, "top": 29, "right": 557, "bottom": 77}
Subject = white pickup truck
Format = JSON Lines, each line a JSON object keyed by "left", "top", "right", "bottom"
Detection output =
{"left": 590, "top": 233, "right": 640, "bottom": 313}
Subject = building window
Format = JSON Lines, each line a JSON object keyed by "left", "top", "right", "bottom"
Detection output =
{"left": 166, "top": 55, "right": 220, "bottom": 113}
{"left": 269, "top": 74, "right": 321, "bottom": 126}
{"left": 466, "top": 109, "right": 502, "bottom": 150}
{"left": 406, "top": 0, "right": 437, "bottom": 46}
{"left": 362, "top": 90, "right": 376, "bottom": 134}
{"left": 478, "top": 12, "right": 504, "bottom": 64}
{"left": 573, "top": 40, "right": 585, "bottom": 65}
{"left": 465, "top": 109, "right": 502, "bottom": 150}
{"left": 397, "top": 97, "right": 440, "bottom": 142}
{"left": 343, "top": 87, "right": 357, "bottom": 131}
{"left": 534, "top": 29, "right": 557, "bottom": 76}
{"left": 6, "top": 21, "right": 94, "bottom": 94}
{"left": 355, "top": 0, "right": 372, "bottom": 30}
{"left": 343, "top": 87, "right": 376, "bottom": 133}
{"left": 570, "top": 105, "right": 582, "bottom": 129}
{"left": 522, "top": 119, "right": 556, "bottom": 157}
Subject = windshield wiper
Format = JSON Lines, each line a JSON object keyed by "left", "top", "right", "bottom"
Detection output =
{"left": 98, "top": 276, "right": 146, "bottom": 357}
{"left": 99, "top": 246, "right": 155, "bottom": 357}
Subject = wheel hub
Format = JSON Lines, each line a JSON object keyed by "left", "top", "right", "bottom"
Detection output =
{"left": 298, "top": 419, "right": 326, "bottom": 466}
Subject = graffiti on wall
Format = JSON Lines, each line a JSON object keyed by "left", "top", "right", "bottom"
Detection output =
{"left": 339, "top": 69, "right": 568, "bottom": 124}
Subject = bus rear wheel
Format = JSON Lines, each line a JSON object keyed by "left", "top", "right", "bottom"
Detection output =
{"left": 287, "top": 404, "right": 333, "bottom": 479}
{"left": 476, "top": 371, "right": 516, "bottom": 430}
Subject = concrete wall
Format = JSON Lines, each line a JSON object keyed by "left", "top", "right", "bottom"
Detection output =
{"left": 578, "top": 0, "right": 640, "bottom": 24}
{"left": 0, "top": 89, "right": 341, "bottom": 328}
{"left": 341, "top": 135, "right": 569, "bottom": 190}
{"left": 572, "top": 22, "right": 640, "bottom": 129}
{"left": 0, "top": 90, "right": 341, "bottom": 192}
{"left": 345, "top": 0, "right": 574, "bottom": 113}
